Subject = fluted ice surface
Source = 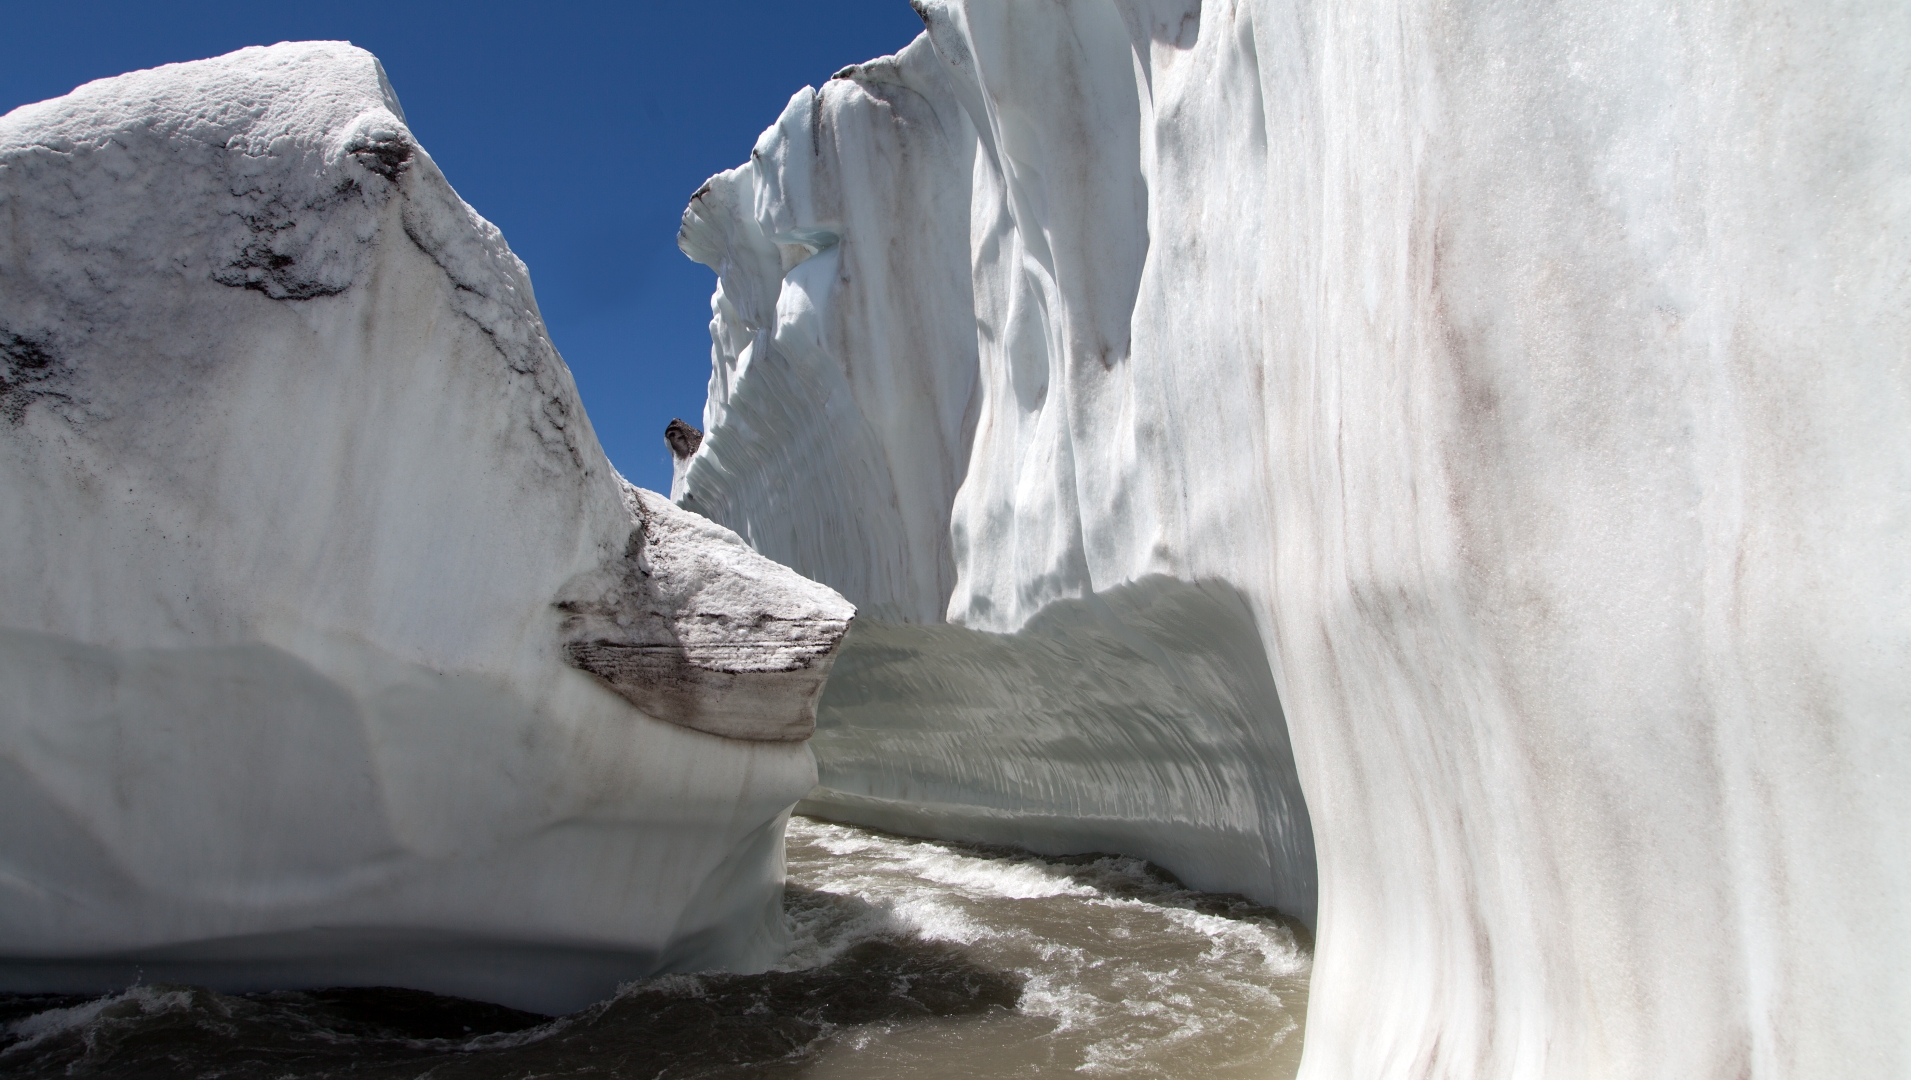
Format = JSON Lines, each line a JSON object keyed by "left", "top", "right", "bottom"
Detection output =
{"left": 675, "top": 28, "right": 1318, "bottom": 924}
{"left": 675, "top": 2, "right": 1911, "bottom": 1076}
{"left": 0, "top": 43, "right": 851, "bottom": 1014}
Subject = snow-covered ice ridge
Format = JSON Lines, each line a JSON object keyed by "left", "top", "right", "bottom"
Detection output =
{"left": 0, "top": 42, "right": 852, "bottom": 1014}
{"left": 674, "top": 2, "right": 1911, "bottom": 1076}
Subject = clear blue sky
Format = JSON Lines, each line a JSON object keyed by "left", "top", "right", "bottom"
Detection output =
{"left": 1, "top": 1, "right": 926, "bottom": 493}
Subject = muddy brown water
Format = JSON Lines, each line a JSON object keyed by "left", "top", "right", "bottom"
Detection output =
{"left": 0, "top": 816, "right": 1311, "bottom": 1078}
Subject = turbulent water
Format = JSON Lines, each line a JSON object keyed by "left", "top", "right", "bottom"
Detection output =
{"left": 0, "top": 817, "right": 1311, "bottom": 1078}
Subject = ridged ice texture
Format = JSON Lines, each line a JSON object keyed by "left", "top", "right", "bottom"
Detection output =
{"left": 674, "top": 22, "right": 1317, "bottom": 926}
{"left": 675, "top": 37, "right": 979, "bottom": 626}
{"left": 0, "top": 43, "right": 846, "bottom": 1014}
{"left": 676, "top": 2, "right": 1911, "bottom": 1077}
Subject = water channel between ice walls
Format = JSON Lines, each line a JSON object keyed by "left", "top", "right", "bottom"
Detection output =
{"left": 0, "top": 0, "right": 1903, "bottom": 1077}
{"left": 671, "top": 1, "right": 1911, "bottom": 1078}
{"left": 0, "top": 32, "right": 1311, "bottom": 1077}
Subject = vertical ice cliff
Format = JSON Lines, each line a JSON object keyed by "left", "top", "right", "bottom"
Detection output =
{"left": 676, "top": 26, "right": 1319, "bottom": 925}
{"left": 676, "top": 1, "right": 1911, "bottom": 1076}
{"left": 0, "top": 42, "right": 852, "bottom": 1015}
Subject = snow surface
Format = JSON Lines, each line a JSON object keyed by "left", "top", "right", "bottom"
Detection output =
{"left": 676, "top": 2, "right": 1911, "bottom": 1076}
{"left": 0, "top": 42, "right": 851, "bottom": 1014}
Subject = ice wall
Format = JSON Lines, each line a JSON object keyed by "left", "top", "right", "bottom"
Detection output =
{"left": 675, "top": 38, "right": 979, "bottom": 626}
{"left": 0, "top": 43, "right": 852, "bottom": 1014}
{"left": 675, "top": 28, "right": 1318, "bottom": 923}
{"left": 802, "top": 576, "right": 1314, "bottom": 914}
{"left": 676, "top": 1, "right": 1911, "bottom": 1076}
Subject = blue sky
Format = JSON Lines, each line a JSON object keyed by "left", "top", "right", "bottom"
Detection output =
{"left": 1, "top": 1, "right": 926, "bottom": 493}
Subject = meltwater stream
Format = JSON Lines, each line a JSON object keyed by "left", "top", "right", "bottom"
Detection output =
{"left": 0, "top": 817, "right": 1311, "bottom": 1078}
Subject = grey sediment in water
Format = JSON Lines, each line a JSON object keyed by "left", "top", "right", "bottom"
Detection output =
{"left": 0, "top": 817, "right": 1311, "bottom": 1079}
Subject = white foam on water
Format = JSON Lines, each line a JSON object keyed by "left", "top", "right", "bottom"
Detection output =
{"left": 1150, "top": 904, "right": 1309, "bottom": 975}
{"left": 0, "top": 817, "right": 1308, "bottom": 1078}
{"left": 781, "top": 816, "right": 1311, "bottom": 1078}
{"left": 0, "top": 985, "right": 202, "bottom": 1060}
{"left": 799, "top": 820, "right": 1098, "bottom": 901}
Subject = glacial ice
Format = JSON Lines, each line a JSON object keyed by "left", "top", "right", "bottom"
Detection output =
{"left": 676, "top": 1, "right": 1911, "bottom": 1077}
{"left": 0, "top": 42, "right": 852, "bottom": 1014}
{"left": 800, "top": 577, "right": 1315, "bottom": 922}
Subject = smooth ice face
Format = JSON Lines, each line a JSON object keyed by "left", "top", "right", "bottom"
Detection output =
{"left": 799, "top": 576, "right": 1316, "bottom": 924}
{"left": 0, "top": 42, "right": 850, "bottom": 1014}
{"left": 677, "top": 2, "right": 1911, "bottom": 1078}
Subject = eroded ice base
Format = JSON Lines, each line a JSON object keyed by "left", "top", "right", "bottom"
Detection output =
{"left": 799, "top": 577, "right": 1315, "bottom": 925}
{"left": 0, "top": 627, "right": 808, "bottom": 1015}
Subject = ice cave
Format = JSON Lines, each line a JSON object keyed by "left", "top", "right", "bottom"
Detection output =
{"left": 2, "top": 1, "right": 1907, "bottom": 1078}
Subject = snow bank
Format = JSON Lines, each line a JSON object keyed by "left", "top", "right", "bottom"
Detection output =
{"left": 0, "top": 42, "right": 850, "bottom": 1014}
{"left": 676, "top": 1, "right": 1911, "bottom": 1076}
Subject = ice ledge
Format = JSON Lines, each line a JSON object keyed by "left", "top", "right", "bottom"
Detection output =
{"left": 557, "top": 486, "right": 855, "bottom": 742}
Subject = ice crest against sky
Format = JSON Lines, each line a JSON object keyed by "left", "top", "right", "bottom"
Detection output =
{"left": 0, "top": 0, "right": 925, "bottom": 494}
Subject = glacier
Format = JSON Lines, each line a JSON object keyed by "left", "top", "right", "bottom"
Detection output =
{"left": 0, "top": 42, "right": 853, "bottom": 1015}
{"left": 674, "top": 1, "right": 1911, "bottom": 1077}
